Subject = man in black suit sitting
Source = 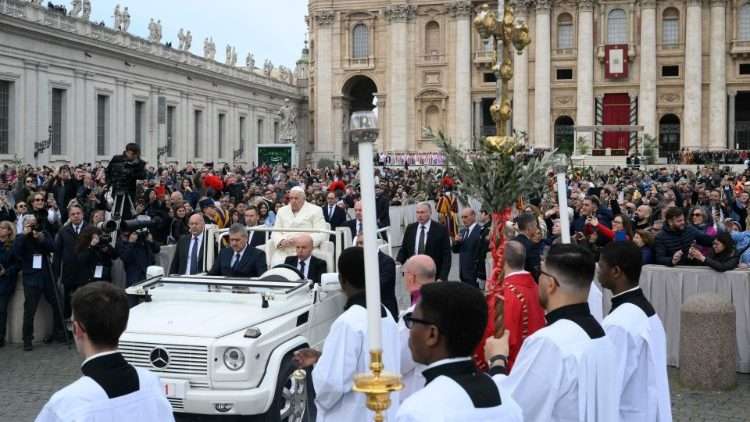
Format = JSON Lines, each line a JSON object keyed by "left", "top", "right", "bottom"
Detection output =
{"left": 397, "top": 202, "right": 451, "bottom": 282}
{"left": 284, "top": 234, "right": 327, "bottom": 284}
{"left": 243, "top": 206, "right": 266, "bottom": 248}
{"left": 209, "top": 224, "right": 267, "bottom": 278}
{"left": 169, "top": 213, "right": 208, "bottom": 275}
{"left": 345, "top": 200, "right": 388, "bottom": 242}
{"left": 451, "top": 208, "right": 484, "bottom": 288}
{"left": 322, "top": 192, "right": 347, "bottom": 231}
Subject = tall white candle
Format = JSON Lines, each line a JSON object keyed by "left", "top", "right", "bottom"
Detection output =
{"left": 556, "top": 172, "right": 571, "bottom": 244}
{"left": 358, "top": 140, "right": 382, "bottom": 352}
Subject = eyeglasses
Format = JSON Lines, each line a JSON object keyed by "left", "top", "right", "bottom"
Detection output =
{"left": 16, "top": 204, "right": 26, "bottom": 208}
{"left": 402, "top": 312, "right": 438, "bottom": 330}
{"left": 539, "top": 270, "right": 561, "bottom": 287}
{"left": 33, "top": 198, "right": 44, "bottom": 202}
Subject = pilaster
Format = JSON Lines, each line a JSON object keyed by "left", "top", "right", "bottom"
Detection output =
{"left": 454, "top": 0, "right": 472, "bottom": 148}
{"left": 709, "top": 0, "right": 727, "bottom": 149}
{"left": 313, "top": 9, "right": 335, "bottom": 163}
{"left": 683, "top": 0, "right": 703, "bottom": 148}
{"left": 576, "top": 0, "right": 595, "bottom": 145}
{"left": 639, "top": 0, "right": 657, "bottom": 139}
{"left": 386, "top": 4, "right": 414, "bottom": 152}
{"left": 534, "top": 1, "right": 551, "bottom": 148}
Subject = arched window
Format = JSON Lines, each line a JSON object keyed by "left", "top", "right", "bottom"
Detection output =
{"left": 662, "top": 8, "right": 679, "bottom": 47}
{"left": 352, "top": 24, "right": 369, "bottom": 59}
{"left": 557, "top": 13, "right": 574, "bottom": 50}
{"left": 425, "top": 105, "right": 441, "bottom": 131}
{"left": 607, "top": 8, "right": 628, "bottom": 44}
{"left": 739, "top": 4, "right": 750, "bottom": 41}
{"left": 425, "top": 21, "right": 441, "bottom": 55}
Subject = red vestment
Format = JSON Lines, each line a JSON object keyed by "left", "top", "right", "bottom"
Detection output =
{"left": 502, "top": 271, "right": 546, "bottom": 369}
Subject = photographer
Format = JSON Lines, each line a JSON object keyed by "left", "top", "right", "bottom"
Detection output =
{"left": 12, "top": 215, "right": 65, "bottom": 351}
{"left": 106, "top": 143, "right": 147, "bottom": 221}
{"left": 75, "top": 226, "right": 118, "bottom": 284}
{"left": 116, "top": 228, "right": 160, "bottom": 287}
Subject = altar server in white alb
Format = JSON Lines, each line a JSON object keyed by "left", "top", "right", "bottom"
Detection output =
{"left": 598, "top": 241, "right": 672, "bottom": 421}
{"left": 270, "top": 186, "right": 328, "bottom": 266}
{"left": 398, "top": 254, "right": 437, "bottom": 403}
{"left": 293, "top": 247, "right": 400, "bottom": 422}
{"left": 486, "top": 243, "right": 620, "bottom": 422}
{"left": 36, "top": 282, "right": 174, "bottom": 422}
{"left": 396, "top": 281, "right": 522, "bottom": 422}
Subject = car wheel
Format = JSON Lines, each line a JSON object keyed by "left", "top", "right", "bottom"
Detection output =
{"left": 255, "top": 356, "right": 311, "bottom": 422}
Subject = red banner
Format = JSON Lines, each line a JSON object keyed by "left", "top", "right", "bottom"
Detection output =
{"left": 604, "top": 44, "right": 628, "bottom": 79}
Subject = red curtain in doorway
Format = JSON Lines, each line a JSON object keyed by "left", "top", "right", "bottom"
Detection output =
{"left": 602, "top": 93, "right": 630, "bottom": 151}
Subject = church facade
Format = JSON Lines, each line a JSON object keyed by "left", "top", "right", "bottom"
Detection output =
{"left": 0, "top": 0, "right": 309, "bottom": 167}
{"left": 308, "top": 0, "right": 750, "bottom": 162}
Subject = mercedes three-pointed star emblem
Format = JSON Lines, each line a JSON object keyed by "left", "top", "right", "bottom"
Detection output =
{"left": 150, "top": 347, "right": 170, "bottom": 369}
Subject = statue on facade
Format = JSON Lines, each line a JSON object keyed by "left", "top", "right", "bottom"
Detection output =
{"left": 231, "top": 47, "right": 238, "bottom": 66}
{"left": 156, "top": 20, "right": 163, "bottom": 42}
{"left": 279, "top": 66, "right": 290, "bottom": 83}
{"left": 245, "top": 52, "right": 255, "bottom": 70}
{"left": 29, "top": 0, "right": 43, "bottom": 6}
{"left": 184, "top": 30, "right": 192, "bottom": 51}
{"left": 225, "top": 45, "right": 232, "bottom": 65}
{"left": 147, "top": 18, "right": 156, "bottom": 41}
{"left": 81, "top": 0, "right": 91, "bottom": 20}
{"left": 69, "top": 0, "right": 81, "bottom": 17}
{"left": 203, "top": 37, "right": 216, "bottom": 60}
{"left": 121, "top": 7, "right": 131, "bottom": 32}
{"left": 113, "top": 5, "right": 122, "bottom": 30}
{"left": 263, "top": 59, "right": 273, "bottom": 77}
{"left": 278, "top": 99, "right": 297, "bottom": 143}
{"left": 178, "top": 28, "right": 186, "bottom": 50}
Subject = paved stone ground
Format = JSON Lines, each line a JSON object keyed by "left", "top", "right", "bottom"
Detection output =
{"left": 0, "top": 343, "right": 748, "bottom": 421}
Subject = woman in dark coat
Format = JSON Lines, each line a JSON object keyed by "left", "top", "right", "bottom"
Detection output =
{"left": 688, "top": 231, "right": 740, "bottom": 272}
{"left": 0, "top": 221, "right": 19, "bottom": 347}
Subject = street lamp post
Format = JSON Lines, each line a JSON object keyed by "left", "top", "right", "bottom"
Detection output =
{"left": 349, "top": 110, "right": 402, "bottom": 421}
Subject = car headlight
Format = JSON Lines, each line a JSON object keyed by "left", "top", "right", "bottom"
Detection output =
{"left": 223, "top": 347, "right": 245, "bottom": 371}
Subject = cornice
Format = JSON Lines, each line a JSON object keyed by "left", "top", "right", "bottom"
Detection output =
{"left": 535, "top": 0, "right": 552, "bottom": 12}
{"left": 385, "top": 4, "right": 417, "bottom": 23}
{"left": 578, "top": 0, "right": 595, "bottom": 12}
{"left": 314, "top": 10, "right": 335, "bottom": 26}
{"left": 448, "top": 0, "right": 473, "bottom": 18}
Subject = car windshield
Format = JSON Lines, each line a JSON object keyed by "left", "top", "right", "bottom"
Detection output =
{"left": 132, "top": 276, "right": 307, "bottom": 297}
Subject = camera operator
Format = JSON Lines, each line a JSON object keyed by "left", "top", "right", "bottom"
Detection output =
{"left": 12, "top": 215, "right": 65, "bottom": 351}
{"left": 106, "top": 143, "right": 147, "bottom": 221}
{"left": 54, "top": 205, "right": 86, "bottom": 319}
{"left": 75, "top": 226, "right": 118, "bottom": 285}
{"left": 116, "top": 228, "right": 160, "bottom": 287}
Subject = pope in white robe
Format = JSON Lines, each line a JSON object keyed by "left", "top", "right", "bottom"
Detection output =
{"left": 270, "top": 187, "right": 328, "bottom": 266}
{"left": 310, "top": 293, "right": 400, "bottom": 422}
{"left": 36, "top": 366, "right": 174, "bottom": 422}
{"left": 604, "top": 287, "right": 672, "bottom": 422}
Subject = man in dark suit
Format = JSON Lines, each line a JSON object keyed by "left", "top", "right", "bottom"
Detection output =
{"left": 284, "top": 234, "right": 327, "bottom": 284}
{"left": 375, "top": 184, "right": 391, "bottom": 228}
{"left": 397, "top": 202, "right": 451, "bottom": 282}
{"left": 54, "top": 204, "right": 86, "bottom": 318}
{"left": 209, "top": 224, "right": 267, "bottom": 278}
{"left": 451, "top": 208, "right": 484, "bottom": 288}
{"left": 169, "top": 213, "right": 208, "bottom": 275}
{"left": 322, "top": 192, "right": 346, "bottom": 230}
{"left": 345, "top": 200, "right": 388, "bottom": 242}
{"left": 355, "top": 234, "right": 398, "bottom": 320}
{"left": 243, "top": 206, "right": 266, "bottom": 248}
{"left": 512, "top": 212, "right": 543, "bottom": 281}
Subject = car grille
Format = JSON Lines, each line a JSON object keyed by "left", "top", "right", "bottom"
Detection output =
{"left": 119, "top": 341, "right": 209, "bottom": 376}
{"left": 167, "top": 397, "right": 184, "bottom": 410}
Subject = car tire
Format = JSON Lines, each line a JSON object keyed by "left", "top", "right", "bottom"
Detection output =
{"left": 253, "top": 355, "right": 312, "bottom": 422}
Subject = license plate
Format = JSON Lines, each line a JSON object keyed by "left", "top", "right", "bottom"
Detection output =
{"left": 161, "top": 379, "right": 186, "bottom": 399}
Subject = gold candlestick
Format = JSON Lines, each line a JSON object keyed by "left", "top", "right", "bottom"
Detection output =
{"left": 353, "top": 350, "right": 403, "bottom": 422}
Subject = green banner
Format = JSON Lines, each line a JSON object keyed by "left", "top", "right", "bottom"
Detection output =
{"left": 258, "top": 146, "right": 292, "bottom": 167}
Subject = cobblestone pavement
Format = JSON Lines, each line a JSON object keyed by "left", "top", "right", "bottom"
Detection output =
{"left": 0, "top": 342, "right": 748, "bottom": 421}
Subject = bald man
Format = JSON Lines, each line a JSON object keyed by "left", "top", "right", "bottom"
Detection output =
{"left": 169, "top": 213, "right": 208, "bottom": 275}
{"left": 398, "top": 255, "right": 437, "bottom": 402}
{"left": 271, "top": 187, "right": 327, "bottom": 266}
{"left": 284, "top": 234, "right": 327, "bottom": 284}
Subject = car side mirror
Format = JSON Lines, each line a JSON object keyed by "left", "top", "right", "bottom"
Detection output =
{"left": 146, "top": 265, "right": 165, "bottom": 279}
{"left": 321, "top": 273, "right": 341, "bottom": 292}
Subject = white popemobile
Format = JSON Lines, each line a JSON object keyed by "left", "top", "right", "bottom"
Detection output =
{"left": 120, "top": 225, "right": 383, "bottom": 421}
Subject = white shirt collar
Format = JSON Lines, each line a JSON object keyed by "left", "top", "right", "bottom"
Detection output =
{"left": 612, "top": 285, "right": 641, "bottom": 299}
{"left": 81, "top": 350, "right": 120, "bottom": 368}
{"left": 418, "top": 220, "right": 432, "bottom": 231}
{"left": 233, "top": 245, "right": 247, "bottom": 258}
{"left": 467, "top": 223, "right": 477, "bottom": 233}
{"left": 425, "top": 356, "right": 472, "bottom": 371}
{"left": 191, "top": 232, "right": 203, "bottom": 242}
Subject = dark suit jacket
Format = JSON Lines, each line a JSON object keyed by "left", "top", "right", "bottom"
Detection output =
{"left": 247, "top": 229, "right": 266, "bottom": 249}
{"left": 169, "top": 234, "right": 215, "bottom": 275}
{"left": 344, "top": 219, "right": 389, "bottom": 242}
{"left": 209, "top": 247, "right": 267, "bottom": 278}
{"left": 284, "top": 255, "right": 327, "bottom": 284}
{"left": 322, "top": 204, "right": 347, "bottom": 230}
{"left": 378, "top": 251, "right": 398, "bottom": 320}
{"left": 397, "top": 220, "right": 451, "bottom": 281}
{"left": 451, "top": 224, "right": 484, "bottom": 287}
{"left": 54, "top": 223, "right": 86, "bottom": 286}
{"left": 512, "top": 233, "right": 542, "bottom": 281}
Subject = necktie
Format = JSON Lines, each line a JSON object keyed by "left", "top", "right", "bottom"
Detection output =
{"left": 463, "top": 228, "right": 469, "bottom": 241}
{"left": 357, "top": 222, "right": 362, "bottom": 235}
{"left": 418, "top": 225, "right": 426, "bottom": 254}
{"left": 329, "top": 206, "right": 333, "bottom": 218}
{"left": 299, "top": 260, "right": 306, "bottom": 277}
{"left": 189, "top": 236, "right": 199, "bottom": 275}
{"left": 74, "top": 225, "right": 79, "bottom": 235}
{"left": 232, "top": 253, "right": 241, "bottom": 271}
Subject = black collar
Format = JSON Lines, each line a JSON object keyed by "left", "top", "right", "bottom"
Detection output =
{"left": 610, "top": 287, "right": 656, "bottom": 317}
{"left": 545, "top": 302, "right": 605, "bottom": 339}
{"left": 344, "top": 291, "right": 387, "bottom": 318}
{"left": 81, "top": 352, "right": 139, "bottom": 399}
{"left": 421, "top": 359, "right": 502, "bottom": 408}
{"left": 422, "top": 359, "right": 476, "bottom": 386}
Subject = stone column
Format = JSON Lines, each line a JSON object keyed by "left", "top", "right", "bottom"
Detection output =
{"left": 709, "top": 0, "right": 727, "bottom": 150}
{"left": 386, "top": 4, "right": 414, "bottom": 151}
{"left": 534, "top": 0, "right": 552, "bottom": 148}
{"left": 512, "top": 3, "right": 530, "bottom": 137}
{"left": 576, "top": 0, "right": 595, "bottom": 145}
{"left": 639, "top": 0, "right": 657, "bottom": 140}
{"left": 22, "top": 61, "right": 39, "bottom": 161}
{"left": 313, "top": 10, "right": 335, "bottom": 162}
{"left": 683, "top": 0, "right": 703, "bottom": 149}
{"left": 452, "top": 1, "right": 472, "bottom": 148}
{"left": 473, "top": 99, "right": 482, "bottom": 146}
{"left": 729, "top": 92, "right": 736, "bottom": 149}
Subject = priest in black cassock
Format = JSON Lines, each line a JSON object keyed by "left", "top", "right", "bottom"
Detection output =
{"left": 396, "top": 282, "right": 523, "bottom": 421}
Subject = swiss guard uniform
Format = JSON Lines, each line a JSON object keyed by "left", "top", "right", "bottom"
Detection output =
{"left": 36, "top": 351, "right": 174, "bottom": 422}
{"left": 604, "top": 287, "right": 672, "bottom": 422}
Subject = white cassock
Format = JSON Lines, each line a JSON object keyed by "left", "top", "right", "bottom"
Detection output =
{"left": 588, "top": 280, "right": 604, "bottom": 324}
{"left": 398, "top": 304, "right": 425, "bottom": 403}
{"left": 313, "top": 294, "right": 400, "bottom": 422}
{"left": 604, "top": 287, "right": 672, "bottom": 422}
{"left": 396, "top": 357, "right": 523, "bottom": 422}
{"left": 270, "top": 201, "right": 328, "bottom": 266}
{"left": 36, "top": 368, "right": 174, "bottom": 422}
{"left": 494, "top": 302, "right": 620, "bottom": 422}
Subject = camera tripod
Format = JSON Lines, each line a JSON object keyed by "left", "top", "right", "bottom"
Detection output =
{"left": 111, "top": 191, "right": 136, "bottom": 227}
